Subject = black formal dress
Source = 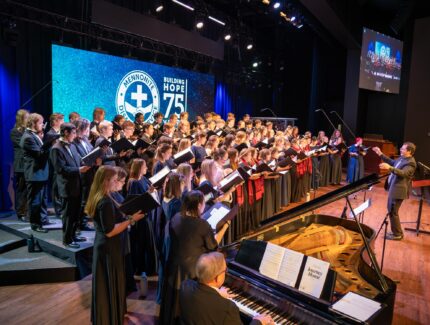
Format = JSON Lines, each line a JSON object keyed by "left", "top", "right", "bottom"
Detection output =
{"left": 92, "top": 196, "right": 126, "bottom": 325}
{"left": 159, "top": 213, "right": 218, "bottom": 325}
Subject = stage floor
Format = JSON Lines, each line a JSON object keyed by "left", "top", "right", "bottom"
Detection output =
{"left": 0, "top": 181, "right": 429, "bottom": 324}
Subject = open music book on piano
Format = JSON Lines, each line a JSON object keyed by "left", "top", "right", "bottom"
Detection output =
{"left": 330, "top": 292, "right": 382, "bottom": 323}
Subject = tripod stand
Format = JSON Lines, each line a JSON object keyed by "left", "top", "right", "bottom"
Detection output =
{"left": 375, "top": 213, "right": 390, "bottom": 272}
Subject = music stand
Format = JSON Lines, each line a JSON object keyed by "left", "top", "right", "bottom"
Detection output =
{"left": 375, "top": 213, "right": 390, "bottom": 272}
{"left": 405, "top": 178, "right": 430, "bottom": 236}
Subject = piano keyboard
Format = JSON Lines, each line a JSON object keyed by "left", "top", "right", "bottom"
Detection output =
{"left": 227, "top": 288, "right": 298, "bottom": 325}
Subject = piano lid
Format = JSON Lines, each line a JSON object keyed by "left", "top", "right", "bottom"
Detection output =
{"left": 259, "top": 173, "right": 381, "bottom": 228}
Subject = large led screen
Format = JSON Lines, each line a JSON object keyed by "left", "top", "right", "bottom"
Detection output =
{"left": 52, "top": 44, "right": 214, "bottom": 122}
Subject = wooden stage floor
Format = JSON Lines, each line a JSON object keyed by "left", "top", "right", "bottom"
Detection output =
{"left": 0, "top": 181, "right": 429, "bottom": 325}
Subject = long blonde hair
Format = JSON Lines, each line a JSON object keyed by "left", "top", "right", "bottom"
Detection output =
{"left": 85, "top": 166, "right": 117, "bottom": 218}
{"left": 15, "top": 109, "right": 29, "bottom": 131}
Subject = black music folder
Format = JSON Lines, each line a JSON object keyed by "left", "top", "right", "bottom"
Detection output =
{"left": 206, "top": 130, "right": 217, "bottom": 138}
{"left": 202, "top": 202, "right": 238, "bottom": 232}
{"left": 255, "top": 140, "right": 270, "bottom": 149}
{"left": 81, "top": 147, "right": 104, "bottom": 166}
{"left": 149, "top": 166, "right": 171, "bottom": 188}
{"left": 237, "top": 166, "right": 253, "bottom": 181}
{"left": 284, "top": 148, "right": 298, "bottom": 157}
{"left": 215, "top": 129, "right": 227, "bottom": 137}
{"left": 132, "top": 138, "right": 154, "bottom": 150}
{"left": 173, "top": 147, "right": 195, "bottom": 165}
{"left": 255, "top": 163, "right": 275, "bottom": 173}
{"left": 96, "top": 138, "right": 111, "bottom": 148}
{"left": 196, "top": 182, "right": 219, "bottom": 202}
{"left": 218, "top": 170, "right": 244, "bottom": 193}
{"left": 297, "top": 152, "right": 308, "bottom": 160}
{"left": 110, "top": 137, "right": 135, "bottom": 153}
{"left": 337, "top": 143, "right": 348, "bottom": 152}
{"left": 234, "top": 142, "right": 248, "bottom": 153}
{"left": 278, "top": 156, "right": 295, "bottom": 168}
{"left": 120, "top": 191, "right": 160, "bottom": 215}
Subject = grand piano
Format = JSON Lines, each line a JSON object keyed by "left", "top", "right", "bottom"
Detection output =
{"left": 222, "top": 174, "right": 397, "bottom": 324}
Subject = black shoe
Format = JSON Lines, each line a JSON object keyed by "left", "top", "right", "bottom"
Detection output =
{"left": 42, "top": 220, "right": 56, "bottom": 226}
{"left": 79, "top": 225, "right": 95, "bottom": 231}
{"left": 73, "top": 236, "right": 87, "bottom": 242}
{"left": 18, "top": 215, "right": 28, "bottom": 222}
{"left": 31, "top": 226, "right": 48, "bottom": 233}
{"left": 64, "top": 242, "right": 80, "bottom": 249}
{"left": 385, "top": 232, "right": 404, "bottom": 241}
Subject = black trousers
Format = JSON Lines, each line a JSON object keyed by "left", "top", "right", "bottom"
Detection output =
{"left": 14, "top": 172, "right": 28, "bottom": 217}
{"left": 26, "top": 181, "right": 48, "bottom": 226}
{"left": 61, "top": 196, "right": 81, "bottom": 244}
{"left": 387, "top": 197, "right": 404, "bottom": 236}
{"left": 51, "top": 173, "right": 63, "bottom": 217}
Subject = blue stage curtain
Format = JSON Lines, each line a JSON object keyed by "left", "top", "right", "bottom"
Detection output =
{"left": 215, "top": 81, "right": 253, "bottom": 120}
{"left": 214, "top": 82, "right": 232, "bottom": 120}
{"left": 0, "top": 50, "right": 21, "bottom": 211}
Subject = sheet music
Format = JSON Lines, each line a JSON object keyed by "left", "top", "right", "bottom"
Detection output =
{"left": 206, "top": 205, "right": 230, "bottom": 230}
{"left": 279, "top": 170, "right": 289, "bottom": 175}
{"left": 262, "top": 138, "right": 269, "bottom": 144}
{"left": 130, "top": 139, "right": 138, "bottom": 146}
{"left": 149, "top": 166, "right": 170, "bottom": 185}
{"left": 298, "top": 256, "right": 330, "bottom": 298}
{"left": 331, "top": 292, "right": 382, "bottom": 322}
{"left": 259, "top": 242, "right": 285, "bottom": 280}
{"left": 306, "top": 149, "right": 316, "bottom": 156}
{"left": 277, "top": 249, "right": 304, "bottom": 287}
{"left": 173, "top": 147, "right": 193, "bottom": 159}
{"left": 219, "top": 170, "right": 241, "bottom": 188}
{"left": 350, "top": 199, "right": 372, "bottom": 218}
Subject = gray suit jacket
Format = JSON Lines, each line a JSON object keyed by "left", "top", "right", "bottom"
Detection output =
{"left": 381, "top": 154, "right": 416, "bottom": 200}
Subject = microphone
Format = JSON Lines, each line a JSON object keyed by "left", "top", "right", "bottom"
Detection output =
{"left": 315, "top": 109, "right": 322, "bottom": 112}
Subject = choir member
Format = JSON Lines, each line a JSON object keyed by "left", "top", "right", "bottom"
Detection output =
{"left": 89, "top": 107, "right": 105, "bottom": 143}
{"left": 176, "top": 163, "right": 195, "bottom": 192}
{"left": 158, "top": 190, "right": 230, "bottom": 325}
{"left": 153, "top": 143, "right": 174, "bottom": 174}
{"left": 10, "top": 109, "right": 29, "bottom": 221}
{"left": 329, "top": 129, "right": 344, "bottom": 185}
{"left": 50, "top": 123, "right": 91, "bottom": 248}
{"left": 347, "top": 137, "right": 366, "bottom": 183}
{"left": 20, "top": 113, "right": 52, "bottom": 233}
{"left": 85, "top": 166, "right": 145, "bottom": 324}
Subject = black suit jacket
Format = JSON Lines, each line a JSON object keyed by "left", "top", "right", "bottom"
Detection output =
{"left": 20, "top": 129, "right": 50, "bottom": 182}
{"left": 50, "top": 141, "right": 82, "bottom": 198}
{"left": 382, "top": 155, "right": 417, "bottom": 200}
{"left": 74, "top": 137, "right": 97, "bottom": 187}
{"left": 94, "top": 136, "right": 116, "bottom": 166}
{"left": 10, "top": 127, "right": 25, "bottom": 172}
{"left": 179, "top": 280, "right": 261, "bottom": 325}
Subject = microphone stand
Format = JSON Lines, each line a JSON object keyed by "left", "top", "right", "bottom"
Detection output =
{"left": 20, "top": 80, "right": 54, "bottom": 108}
{"left": 315, "top": 109, "right": 337, "bottom": 132}
{"left": 260, "top": 107, "right": 277, "bottom": 117}
{"left": 330, "top": 111, "right": 357, "bottom": 139}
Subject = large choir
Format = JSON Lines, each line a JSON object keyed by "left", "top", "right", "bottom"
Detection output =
{"left": 11, "top": 108, "right": 374, "bottom": 324}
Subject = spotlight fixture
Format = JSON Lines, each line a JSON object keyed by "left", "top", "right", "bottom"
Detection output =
{"left": 252, "top": 62, "right": 258, "bottom": 68}
{"left": 273, "top": 2, "right": 281, "bottom": 9}
{"left": 172, "top": 0, "right": 195, "bottom": 11}
{"left": 291, "top": 16, "right": 296, "bottom": 22}
{"left": 297, "top": 24, "right": 303, "bottom": 28}
{"left": 246, "top": 43, "right": 253, "bottom": 50}
{"left": 224, "top": 33, "right": 232, "bottom": 41}
{"left": 154, "top": 1, "right": 164, "bottom": 12}
{"left": 195, "top": 12, "right": 205, "bottom": 29}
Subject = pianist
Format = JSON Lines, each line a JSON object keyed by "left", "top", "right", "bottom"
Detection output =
{"left": 179, "top": 252, "right": 273, "bottom": 325}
